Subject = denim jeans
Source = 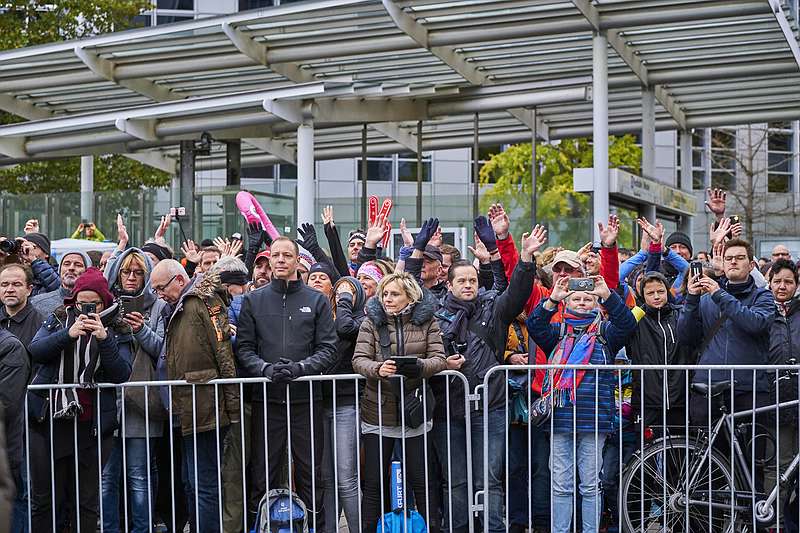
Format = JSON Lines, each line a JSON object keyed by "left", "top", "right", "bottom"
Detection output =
{"left": 322, "top": 404, "right": 361, "bottom": 533}
{"left": 183, "top": 427, "right": 228, "bottom": 533}
{"left": 507, "top": 423, "right": 550, "bottom": 529}
{"left": 101, "top": 437, "right": 159, "bottom": 533}
{"left": 551, "top": 432, "right": 607, "bottom": 533}
{"left": 431, "top": 408, "right": 506, "bottom": 533}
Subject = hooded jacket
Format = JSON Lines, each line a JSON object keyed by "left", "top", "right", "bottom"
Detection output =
{"left": 105, "top": 247, "right": 167, "bottom": 438}
{"left": 326, "top": 277, "right": 366, "bottom": 404}
{"left": 0, "top": 329, "right": 29, "bottom": 471}
{"left": 236, "top": 277, "right": 338, "bottom": 403}
{"left": 678, "top": 276, "right": 774, "bottom": 392}
{"left": 162, "top": 273, "right": 239, "bottom": 436}
{"left": 352, "top": 289, "right": 447, "bottom": 427}
{"left": 29, "top": 250, "right": 93, "bottom": 318}
{"left": 30, "top": 258, "right": 60, "bottom": 297}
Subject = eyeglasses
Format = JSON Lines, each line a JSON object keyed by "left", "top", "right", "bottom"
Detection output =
{"left": 723, "top": 254, "right": 749, "bottom": 263}
{"left": 152, "top": 275, "right": 177, "bottom": 294}
{"left": 120, "top": 269, "right": 145, "bottom": 279}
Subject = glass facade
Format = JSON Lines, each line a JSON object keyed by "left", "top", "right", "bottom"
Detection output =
{"left": 768, "top": 121, "right": 794, "bottom": 193}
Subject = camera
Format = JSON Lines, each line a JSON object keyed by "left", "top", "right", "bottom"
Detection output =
{"left": 169, "top": 207, "right": 187, "bottom": 217}
{"left": 568, "top": 278, "right": 595, "bottom": 292}
{"left": 690, "top": 261, "right": 704, "bottom": 279}
{"left": 0, "top": 238, "right": 21, "bottom": 255}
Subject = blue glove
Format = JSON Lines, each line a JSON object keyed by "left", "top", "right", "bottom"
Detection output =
{"left": 473, "top": 216, "right": 497, "bottom": 253}
{"left": 413, "top": 218, "right": 439, "bottom": 251}
{"left": 399, "top": 246, "right": 414, "bottom": 262}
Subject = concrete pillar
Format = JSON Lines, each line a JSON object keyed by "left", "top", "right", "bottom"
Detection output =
{"left": 297, "top": 122, "right": 315, "bottom": 226}
{"left": 592, "top": 32, "right": 609, "bottom": 242}
{"left": 640, "top": 90, "right": 658, "bottom": 224}
{"left": 531, "top": 107, "right": 538, "bottom": 226}
{"left": 80, "top": 155, "right": 94, "bottom": 222}
{"left": 679, "top": 130, "right": 694, "bottom": 238}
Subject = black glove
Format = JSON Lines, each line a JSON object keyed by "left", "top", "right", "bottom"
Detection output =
{"left": 247, "top": 222, "right": 265, "bottom": 252}
{"left": 262, "top": 363, "right": 275, "bottom": 380}
{"left": 271, "top": 358, "right": 304, "bottom": 384}
{"left": 296, "top": 223, "right": 319, "bottom": 251}
{"left": 413, "top": 218, "right": 439, "bottom": 251}
{"left": 474, "top": 216, "right": 497, "bottom": 253}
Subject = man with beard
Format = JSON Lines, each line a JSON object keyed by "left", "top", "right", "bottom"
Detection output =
{"left": 30, "top": 250, "right": 91, "bottom": 318}
{"left": 0, "top": 263, "right": 44, "bottom": 347}
{"left": 251, "top": 250, "right": 272, "bottom": 290}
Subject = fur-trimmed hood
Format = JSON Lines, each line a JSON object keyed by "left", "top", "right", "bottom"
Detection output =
{"left": 364, "top": 287, "right": 438, "bottom": 328}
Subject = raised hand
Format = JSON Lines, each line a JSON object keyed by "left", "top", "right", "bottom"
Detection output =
{"left": 321, "top": 205, "right": 335, "bottom": 226}
{"left": 154, "top": 213, "right": 172, "bottom": 242}
{"left": 365, "top": 212, "right": 388, "bottom": 248}
{"left": 213, "top": 237, "right": 232, "bottom": 256}
{"left": 296, "top": 223, "right": 319, "bottom": 251}
{"left": 246, "top": 221, "right": 265, "bottom": 250}
{"left": 413, "top": 217, "right": 439, "bottom": 251}
{"left": 399, "top": 218, "right": 413, "bottom": 247}
{"left": 226, "top": 239, "right": 243, "bottom": 257}
{"left": 710, "top": 241, "right": 724, "bottom": 275}
{"left": 636, "top": 216, "right": 662, "bottom": 245}
{"left": 709, "top": 217, "right": 731, "bottom": 246}
{"left": 730, "top": 220, "right": 743, "bottom": 238}
{"left": 549, "top": 275, "right": 571, "bottom": 303}
{"left": 181, "top": 240, "right": 202, "bottom": 264}
{"left": 589, "top": 275, "right": 611, "bottom": 300}
{"left": 520, "top": 224, "right": 547, "bottom": 262}
{"left": 488, "top": 203, "right": 510, "bottom": 239}
{"left": 473, "top": 216, "right": 498, "bottom": 253}
{"left": 598, "top": 214, "right": 619, "bottom": 247}
{"left": 468, "top": 232, "right": 491, "bottom": 264}
{"left": 576, "top": 242, "right": 593, "bottom": 261}
{"left": 23, "top": 219, "right": 39, "bottom": 234}
{"left": 116, "top": 214, "right": 129, "bottom": 250}
{"left": 705, "top": 188, "right": 727, "bottom": 218}
{"left": 429, "top": 225, "right": 443, "bottom": 248}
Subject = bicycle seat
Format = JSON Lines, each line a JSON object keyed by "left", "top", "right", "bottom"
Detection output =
{"left": 691, "top": 381, "right": 734, "bottom": 397}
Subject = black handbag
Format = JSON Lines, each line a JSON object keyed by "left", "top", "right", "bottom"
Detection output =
{"left": 378, "top": 325, "right": 435, "bottom": 429}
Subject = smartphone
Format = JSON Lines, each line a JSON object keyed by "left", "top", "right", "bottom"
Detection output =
{"left": 120, "top": 294, "right": 145, "bottom": 316}
{"left": 392, "top": 356, "right": 420, "bottom": 377}
{"left": 568, "top": 278, "right": 595, "bottom": 292}
{"left": 689, "top": 261, "right": 704, "bottom": 279}
{"left": 80, "top": 303, "right": 97, "bottom": 316}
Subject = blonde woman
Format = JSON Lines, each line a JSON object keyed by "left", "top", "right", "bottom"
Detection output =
{"left": 352, "top": 271, "right": 446, "bottom": 532}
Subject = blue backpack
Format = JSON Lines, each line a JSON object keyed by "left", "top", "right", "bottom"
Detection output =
{"left": 253, "top": 488, "right": 309, "bottom": 533}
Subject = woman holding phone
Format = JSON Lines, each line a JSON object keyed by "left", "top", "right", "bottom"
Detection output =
{"left": 352, "top": 271, "right": 446, "bottom": 533}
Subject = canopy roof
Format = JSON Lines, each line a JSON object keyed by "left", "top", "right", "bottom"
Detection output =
{"left": 0, "top": 0, "right": 798, "bottom": 171}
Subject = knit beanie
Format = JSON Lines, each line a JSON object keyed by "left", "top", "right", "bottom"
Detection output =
{"left": 665, "top": 231, "right": 693, "bottom": 257}
{"left": 348, "top": 229, "right": 366, "bottom": 245}
{"left": 24, "top": 232, "right": 51, "bottom": 257}
{"left": 309, "top": 261, "right": 336, "bottom": 281}
{"left": 357, "top": 262, "right": 384, "bottom": 284}
{"left": 59, "top": 250, "right": 92, "bottom": 272}
{"left": 141, "top": 242, "right": 172, "bottom": 262}
{"left": 64, "top": 267, "right": 114, "bottom": 308}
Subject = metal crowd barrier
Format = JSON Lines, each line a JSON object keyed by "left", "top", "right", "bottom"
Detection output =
{"left": 19, "top": 364, "right": 800, "bottom": 533}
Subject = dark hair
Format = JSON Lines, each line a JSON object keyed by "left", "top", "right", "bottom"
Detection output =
{"left": 201, "top": 246, "right": 221, "bottom": 256}
{"left": 722, "top": 238, "right": 754, "bottom": 261}
{"left": 639, "top": 271, "right": 669, "bottom": 295}
{"left": 447, "top": 259, "right": 478, "bottom": 283}
{"left": 0, "top": 262, "right": 34, "bottom": 285}
{"left": 769, "top": 258, "right": 798, "bottom": 284}
{"left": 440, "top": 244, "right": 461, "bottom": 263}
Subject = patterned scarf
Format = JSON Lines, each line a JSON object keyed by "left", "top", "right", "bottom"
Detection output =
{"left": 545, "top": 310, "right": 602, "bottom": 406}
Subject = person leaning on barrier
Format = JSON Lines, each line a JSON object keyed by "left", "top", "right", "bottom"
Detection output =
{"left": 679, "top": 237, "right": 775, "bottom": 494}
{"left": 101, "top": 247, "right": 167, "bottom": 533}
{"left": 150, "top": 259, "right": 239, "bottom": 533}
{"left": 429, "top": 218, "right": 542, "bottom": 533}
{"left": 526, "top": 274, "right": 637, "bottom": 533}
{"left": 235, "top": 236, "right": 338, "bottom": 530}
{"left": 352, "top": 271, "right": 446, "bottom": 533}
{"left": 26, "top": 267, "right": 131, "bottom": 533}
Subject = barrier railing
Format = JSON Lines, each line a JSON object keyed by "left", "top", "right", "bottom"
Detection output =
{"left": 19, "top": 364, "right": 800, "bottom": 533}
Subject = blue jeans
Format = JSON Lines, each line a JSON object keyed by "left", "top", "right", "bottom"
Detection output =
{"left": 183, "top": 427, "right": 227, "bottom": 533}
{"left": 322, "top": 404, "right": 361, "bottom": 533}
{"left": 508, "top": 423, "right": 550, "bottom": 528}
{"left": 101, "top": 437, "right": 159, "bottom": 533}
{"left": 551, "top": 432, "right": 607, "bottom": 533}
{"left": 431, "top": 408, "right": 505, "bottom": 533}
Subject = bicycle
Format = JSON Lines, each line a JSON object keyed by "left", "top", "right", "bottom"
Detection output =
{"left": 618, "top": 374, "right": 800, "bottom": 533}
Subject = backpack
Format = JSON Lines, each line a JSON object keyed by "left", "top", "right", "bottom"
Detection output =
{"left": 253, "top": 488, "right": 309, "bottom": 533}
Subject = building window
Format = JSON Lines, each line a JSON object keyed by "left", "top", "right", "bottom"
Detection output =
{"left": 677, "top": 129, "right": 708, "bottom": 190}
{"left": 356, "top": 158, "right": 393, "bottom": 182}
{"left": 277, "top": 164, "right": 297, "bottom": 180}
{"left": 157, "top": 0, "right": 193, "bottom": 8}
{"left": 239, "top": 0, "right": 274, "bottom": 9}
{"left": 397, "top": 152, "right": 432, "bottom": 182}
{"left": 470, "top": 144, "right": 504, "bottom": 183}
{"left": 241, "top": 165, "right": 275, "bottom": 180}
{"left": 710, "top": 128, "right": 736, "bottom": 190}
{"left": 768, "top": 121, "right": 793, "bottom": 193}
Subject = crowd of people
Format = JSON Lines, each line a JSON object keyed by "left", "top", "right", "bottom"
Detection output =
{"left": 0, "top": 187, "right": 796, "bottom": 533}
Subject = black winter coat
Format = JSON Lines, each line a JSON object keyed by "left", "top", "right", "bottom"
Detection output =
{"left": 769, "top": 298, "right": 800, "bottom": 422}
{"left": 0, "top": 330, "right": 29, "bottom": 471}
{"left": 626, "top": 303, "right": 694, "bottom": 411}
{"left": 325, "top": 277, "right": 366, "bottom": 405}
{"left": 236, "top": 278, "right": 338, "bottom": 403}
{"left": 0, "top": 302, "right": 44, "bottom": 348}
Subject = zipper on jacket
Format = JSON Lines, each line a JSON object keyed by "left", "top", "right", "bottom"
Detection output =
{"left": 394, "top": 316, "right": 405, "bottom": 358}
{"left": 656, "top": 309, "right": 670, "bottom": 411}
{"left": 282, "top": 292, "right": 287, "bottom": 362}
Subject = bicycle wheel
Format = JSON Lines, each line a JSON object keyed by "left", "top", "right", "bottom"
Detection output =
{"left": 619, "top": 436, "right": 740, "bottom": 533}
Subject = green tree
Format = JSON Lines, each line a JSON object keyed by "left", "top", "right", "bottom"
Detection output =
{"left": 0, "top": 0, "right": 170, "bottom": 193}
{"left": 479, "top": 135, "right": 641, "bottom": 249}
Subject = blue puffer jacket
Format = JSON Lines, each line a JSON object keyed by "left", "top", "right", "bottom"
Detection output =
{"left": 527, "top": 291, "right": 637, "bottom": 434}
{"left": 677, "top": 276, "right": 774, "bottom": 392}
{"left": 30, "top": 258, "right": 60, "bottom": 296}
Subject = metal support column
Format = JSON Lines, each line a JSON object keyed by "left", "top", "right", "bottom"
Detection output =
{"left": 226, "top": 140, "right": 241, "bottom": 187}
{"left": 640, "top": 87, "right": 657, "bottom": 222}
{"left": 361, "top": 124, "right": 368, "bottom": 229}
{"left": 416, "top": 121, "right": 423, "bottom": 226}
{"left": 179, "top": 140, "right": 195, "bottom": 239}
{"left": 80, "top": 155, "right": 94, "bottom": 222}
{"left": 472, "top": 113, "right": 479, "bottom": 218}
{"left": 679, "top": 130, "right": 695, "bottom": 238}
{"left": 531, "top": 108, "right": 538, "bottom": 226}
{"left": 592, "top": 32, "right": 609, "bottom": 242}
{"left": 297, "top": 122, "right": 315, "bottom": 227}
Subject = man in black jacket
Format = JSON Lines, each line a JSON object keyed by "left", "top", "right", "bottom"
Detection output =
{"left": 0, "top": 329, "right": 28, "bottom": 533}
{"left": 236, "top": 236, "right": 338, "bottom": 530}
{"left": 0, "top": 263, "right": 44, "bottom": 348}
{"left": 430, "top": 217, "right": 543, "bottom": 533}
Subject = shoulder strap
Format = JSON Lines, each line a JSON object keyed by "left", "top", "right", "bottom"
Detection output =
{"left": 377, "top": 324, "right": 393, "bottom": 360}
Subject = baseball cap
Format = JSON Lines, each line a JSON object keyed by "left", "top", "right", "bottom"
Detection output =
{"left": 255, "top": 249, "right": 271, "bottom": 263}
{"left": 551, "top": 250, "right": 582, "bottom": 270}
{"left": 422, "top": 245, "right": 443, "bottom": 264}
